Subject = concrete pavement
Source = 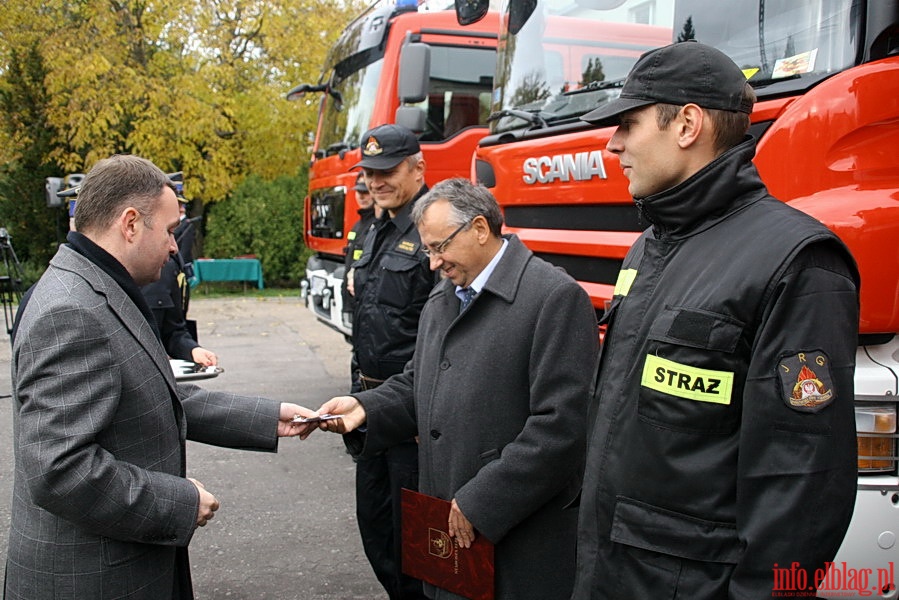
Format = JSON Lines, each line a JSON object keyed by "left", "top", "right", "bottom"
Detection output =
{"left": 0, "top": 295, "right": 389, "bottom": 599}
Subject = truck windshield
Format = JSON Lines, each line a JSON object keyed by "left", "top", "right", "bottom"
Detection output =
{"left": 317, "top": 44, "right": 495, "bottom": 153}
{"left": 492, "top": 0, "right": 860, "bottom": 133}
{"left": 317, "top": 53, "right": 385, "bottom": 156}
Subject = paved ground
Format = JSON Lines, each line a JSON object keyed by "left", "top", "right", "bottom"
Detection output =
{"left": 0, "top": 295, "right": 389, "bottom": 599}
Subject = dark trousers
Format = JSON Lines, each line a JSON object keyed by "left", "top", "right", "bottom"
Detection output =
{"left": 356, "top": 440, "right": 427, "bottom": 600}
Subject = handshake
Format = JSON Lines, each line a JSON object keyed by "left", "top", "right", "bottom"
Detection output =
{"left": 289, "top": 396, "right": 367, "bottom": 440}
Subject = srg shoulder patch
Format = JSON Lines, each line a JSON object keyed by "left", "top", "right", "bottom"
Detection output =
{"left": 778, "top": 350, "right": 836, "bottom": 412}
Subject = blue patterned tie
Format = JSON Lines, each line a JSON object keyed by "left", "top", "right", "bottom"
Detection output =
{"left": 459, "top": 287, "right": 476, "bottom": 313}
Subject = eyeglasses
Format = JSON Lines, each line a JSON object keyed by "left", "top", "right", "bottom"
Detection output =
{"left": 421, "top": 221, "right": 471, "bottom": 257}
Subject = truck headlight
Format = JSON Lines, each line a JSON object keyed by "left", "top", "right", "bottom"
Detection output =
{"left": 855, "top": 403, "right": 897, "bottom": 473}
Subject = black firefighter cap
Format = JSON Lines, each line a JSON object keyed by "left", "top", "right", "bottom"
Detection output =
{"left": 581, "top": 41, "right": 753, "bottom": 127}
{"left": 353, "top": 124, "right": 421, "bottom": 170}
{"left": 353, "top": 173, "right": 369, "bottom": 193}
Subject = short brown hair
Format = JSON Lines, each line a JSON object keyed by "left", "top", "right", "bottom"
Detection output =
{"left": 655, "top": 82, "right": 755, "bottom": 153}
{"left": 73, "top": 155, "right": 174, "bottom": 234}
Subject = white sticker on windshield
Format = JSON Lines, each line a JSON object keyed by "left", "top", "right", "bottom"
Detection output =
{"left": 772, "top": 48, "right": 818, "bottom": 78}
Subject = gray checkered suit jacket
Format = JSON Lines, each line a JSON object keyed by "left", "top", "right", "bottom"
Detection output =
{"left": 5, "top": 244, "right": 282, "bottom": 599}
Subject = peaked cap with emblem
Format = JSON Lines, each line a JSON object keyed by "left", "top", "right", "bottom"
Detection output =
{"left": 352, "top": 124, "right": 421, "bottom": 170}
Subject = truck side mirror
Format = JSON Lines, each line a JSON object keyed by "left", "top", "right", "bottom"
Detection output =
{"left": 398, "top": 42, "right": 430, "bottom": 104}
{"left": 454, "top": 0, "right": 489, "bottom": 25}
{"left": 396, "top": 41, "right": 430, "bottom": 134}
{"left": 395, "top": 106, "right": 426, "bottom": 134}
{"left": 509, "top": 0, "right": 538, "bottom": 35}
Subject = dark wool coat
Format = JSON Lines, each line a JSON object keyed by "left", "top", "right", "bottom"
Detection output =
{"left": 355, "top": 235, "right": 599, "bottom": 600}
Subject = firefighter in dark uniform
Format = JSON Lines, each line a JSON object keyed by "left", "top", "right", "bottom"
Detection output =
{"left": 348, "top": 124, "right": 434, "bottom": 600}
{"left": 171, "top": 176, "right": 197, "bottom": 315}
{"left": 342, "top": 172, "right": 379, "bottom": 338}
{"left": 141, "top": 252, "right": 217, "bottom": 366}
{"left": 573, "top": 42, "right": 859, "bottom": 598}
{"left": 140, "top": 191, "right": 215, "bottom": 366}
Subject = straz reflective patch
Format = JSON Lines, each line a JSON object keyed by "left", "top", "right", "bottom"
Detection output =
{"left": 641, "top": 355, "right": 734, "bottom": 404}
{"left": 353, "top": 249, "right": 363, "bottom": 260}
{"left": 348, "top": 231, "right": 357, "bottom": 241}
{"left": 613, "top": 269, "right": 637, "bottom": 297}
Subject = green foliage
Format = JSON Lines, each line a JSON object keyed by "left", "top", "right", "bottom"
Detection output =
{"left": 11, "top": 258, "right": 51, "bottom": 291}
{"left": 0, "top": 0, "right": 365, "bottom": 264}
{"left": 0, "top": 44, "right": 68, "bottom": 264}
{"left": 203, "top": 169, "right": 312, "bottom": 285}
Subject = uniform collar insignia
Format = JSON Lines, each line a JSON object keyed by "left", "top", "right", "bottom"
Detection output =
{"left": 396, "top": 240, "right": 417, "bottom": 254}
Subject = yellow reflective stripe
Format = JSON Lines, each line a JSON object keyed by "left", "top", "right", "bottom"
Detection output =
{"left": 353, "top": 249, "right": 363, "bottom": 260}
{"left": 641, "top": 355, "right": 734, "bottom": 405}
{"left": 348, "top": 231, "right": 357, "bottom": 241}
{"left": 613, "top": 269, "right": 637, "bottom": 297}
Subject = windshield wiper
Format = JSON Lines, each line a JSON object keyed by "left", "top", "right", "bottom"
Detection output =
{"left": 747, "top": 73, "right": 802, "bottom": 87}
{"left": 561, "top": 78, "right": 626, "bottom": 97}
{"left": 326, "top": 142, "right": 350, "bottom": 155}
{"left": 486, "top": 109, "right": 548, "bottom": 129}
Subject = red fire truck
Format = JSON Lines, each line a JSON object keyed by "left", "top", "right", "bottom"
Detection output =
{"left": 289, "top": 1, "right": 497, "bottom": 338}
{"left": 457, "top": 0, "right": 899, "bottom": 594}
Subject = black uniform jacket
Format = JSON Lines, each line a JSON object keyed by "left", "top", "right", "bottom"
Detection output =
{"left": 572, "top": 138, "right": 860, "bottom": 599}
{"left": 342, "top": 206, "right": 377, "bottom": 314}
{"left": 141, "top": 256, "right": 198, "bottom": 361}
{"left": 351, "top": 185, "right": 435, "bottom": 379}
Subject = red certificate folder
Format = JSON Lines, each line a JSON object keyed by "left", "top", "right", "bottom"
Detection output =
{"left": 401, "top": 488, "right": 495, "bottom": 600}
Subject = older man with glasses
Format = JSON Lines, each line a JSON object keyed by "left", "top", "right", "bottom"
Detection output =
{"left": 315, "top": 178, "right": 599, "bottom": 600}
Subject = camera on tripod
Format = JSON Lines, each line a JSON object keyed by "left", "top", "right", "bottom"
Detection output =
{"left": 1, "top": 225, "right": 25, "bottom": 337}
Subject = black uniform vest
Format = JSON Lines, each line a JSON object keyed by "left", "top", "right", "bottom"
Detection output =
{"left": 574, "top": 138, "right": 858, "bottom": 599}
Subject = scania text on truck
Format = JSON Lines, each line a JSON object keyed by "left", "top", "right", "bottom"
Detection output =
{"left": 457, "top": 1, "right": 899, "bottom": 595}
{"left": 288, "top": 0, "right": 497, "bottom": 338}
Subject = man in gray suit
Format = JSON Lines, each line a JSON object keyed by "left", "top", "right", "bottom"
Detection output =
{"left": 313, "top": 178, "right": 599, "bottom": 600}
{"left": 5, "top": 155, "right": 315, "bottom": 600}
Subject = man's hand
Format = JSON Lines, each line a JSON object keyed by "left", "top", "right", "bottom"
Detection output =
{"left": 190, "top": 347, "right": 218, "bottom": 366}
{"left": 448, "top": 498, "right": 475, "bottom": 548}
{"left": 316, "top": 396, "right": 367, "bottom": 433}
{"left": 278, "top": 403, "right": 319, "bottom": 439}
{"left": 189, "top": 478, "right": 220, "bottom": 528}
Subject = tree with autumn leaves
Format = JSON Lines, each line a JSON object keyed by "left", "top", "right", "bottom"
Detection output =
{"left": 0, "top": 0, "right": 361, "bottom": 277}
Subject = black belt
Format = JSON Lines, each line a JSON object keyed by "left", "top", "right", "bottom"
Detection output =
{"left": 359, "top": 373, "right": 385, "bottom": 391}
